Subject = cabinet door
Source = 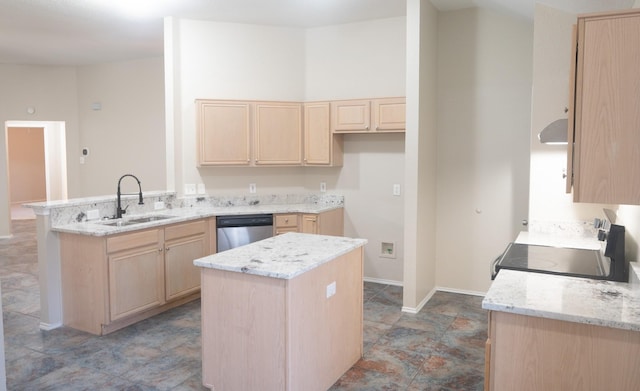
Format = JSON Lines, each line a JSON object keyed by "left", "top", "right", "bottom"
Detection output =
{"left": 197, "top": 100, "right": 251, "bottom": 166}
{"left": 108, "top": 244, "right": 164, "bottom": 322}
{"left": 571, "top": 11, "right": 640, "bottom": 204}
{"left": 165, "top": 234, "right": 206, "bottom": 301}
{"left": 254, "top": 102, "right": 302, "bottom": 165}
{"left": 300, "top": 214, "right": 318, "bottom": 234}
{"left": 331, "top": 100, "right": 371, "bottom": 133}
{"left": 165, "top": 220, "right": 208, "bottom": 301}
{"left": 373, "top": 98, "right": 406, "bottom": 132}
{"left": 304, "top": 102, "right": 333, "bottom": 165}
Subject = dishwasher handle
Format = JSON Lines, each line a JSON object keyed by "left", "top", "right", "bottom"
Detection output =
{"left": 216, "top": 214, "right": 273, "bottom": 228}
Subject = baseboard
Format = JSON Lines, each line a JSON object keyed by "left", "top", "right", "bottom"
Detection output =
{"left": 363, "top": 277, "right": 403, "bottom": 286}
{"left": 400, "top": 286, "right": 486, "bottom": 314}
{"left": 401, "top": 286, "right": 437, "bottom": 314}
{"left": 436, "top": 286, "right": 486, "bottom": 297}
{"left": 40, "top": 321, "right": 63, "bottom": 331}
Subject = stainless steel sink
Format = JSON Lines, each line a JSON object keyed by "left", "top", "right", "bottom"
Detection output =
{"left": 100, "top": 215, "right": 174, "bottom": 227}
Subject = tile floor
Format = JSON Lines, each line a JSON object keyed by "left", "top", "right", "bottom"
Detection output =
{"left": 0, "top": 219, "right": 486, "bottom": 390}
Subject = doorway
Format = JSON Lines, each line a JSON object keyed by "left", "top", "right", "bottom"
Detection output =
{"left": 3, "top": 121, "right": 68, "bottom": 226}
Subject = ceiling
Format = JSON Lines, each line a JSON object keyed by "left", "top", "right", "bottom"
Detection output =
{"left": 0, "top": 0, "right": 635, "bottom": 66}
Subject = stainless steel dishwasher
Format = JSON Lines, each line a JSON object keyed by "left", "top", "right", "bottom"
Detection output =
{"left": 216, "top": 214, "right": 274, "bottom": 252}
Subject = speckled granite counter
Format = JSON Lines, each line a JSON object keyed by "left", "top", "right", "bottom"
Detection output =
{"left": 483, "top": 267, "right": 640, "bottom": 331}
{"left": 483, "top": 230, "right": 640, "bottom": 332}
{"left": 51, "top": 203, "right": 342, "bottom": 237}
{"left": 194, "top": 232, "right": 367, "bottom": 279}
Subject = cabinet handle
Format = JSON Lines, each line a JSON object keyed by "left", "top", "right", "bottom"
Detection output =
{"left": 158, "top": 248, "right": 163, "bottom": 252}
{"left": 365, "top": 125, "right": 369, "bottom": 130}
{"left": 376, "top": 125, "right": 379, "bottom": 130}
{"left": 165, "top": 247, "right": 170, "bottom": 252}
{"left": 285, "top": 218, "right": 289, "bottom": 223}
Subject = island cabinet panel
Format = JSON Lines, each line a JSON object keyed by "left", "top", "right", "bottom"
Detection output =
{"left": 200, "top": 246, "right": 364, "bottom": 391}
{"left": 488, "top": 311, "right": 640, "bottom": 391}
{"left": 286, "top": 247, "right": 363, "bottom": 390}
{"left": 201, "top": 270, "right": 287, "bottom": 391}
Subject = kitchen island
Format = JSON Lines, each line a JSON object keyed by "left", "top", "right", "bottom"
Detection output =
{"left": 194, "top": 232, "right": 367, "bottom": 391}
{"left": 483, "top": 263, "right": 640, "bottom": 390}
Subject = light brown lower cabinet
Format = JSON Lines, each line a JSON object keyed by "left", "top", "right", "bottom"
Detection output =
{"left": 200, "top": 246, "right": 363, "bottom": 391}
{"left": 274, "top": 208, "right": 344, "bottom": 236}
{"left": 487, "top": 311, "right": 640, "bottom": 390}
{"left": 60, "top": 218, "right": 214, "bottom": 335}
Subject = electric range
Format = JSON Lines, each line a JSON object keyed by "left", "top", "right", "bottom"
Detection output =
{"left": 491, "top": 224, "right": 628, "bottom": 282}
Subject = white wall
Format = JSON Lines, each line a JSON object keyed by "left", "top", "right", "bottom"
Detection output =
{"left": 528, "top": 4, "right": 614, "bottom": 226}
{"left": 304, "top": 17, "right": 406, "bottom": 100}
{"left": 403, "top": 0, "right": 439, "bottom": 309}
{"left": 166, "top": 17, "right": 407, "bottom": 283}
{"left": 0, "top": 65, "right": 80, "bottom": 237}
{"left": 76, "top": 57, "right": 167, "bottom": 196}
{"left": 435, "top": 7, "right": 533, "bottom": 293}
{"left": 305, "top": 17, "right": 406, "bottom": 283}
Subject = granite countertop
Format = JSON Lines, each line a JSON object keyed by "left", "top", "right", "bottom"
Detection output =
{"left": 194, "top": 232, "right": 367, "bottom": 279}
{"left": 483, "top": 231, "right": 640, "bottom": 332}
{"left": 51, "top": 203, "right": 343, "bottom": 237}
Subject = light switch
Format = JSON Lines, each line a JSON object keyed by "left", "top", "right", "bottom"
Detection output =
{"left": 393, "top": 184, "right": 401, "bottom": 196}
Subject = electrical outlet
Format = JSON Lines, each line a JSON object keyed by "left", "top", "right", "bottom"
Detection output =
{"left": 197, "top": 183, "right": 206, "bottom": 194}
{"left": 154, "top": 201, "right": 165, "bottom": 210}
{"left": 326, "top": 281, "right": 336, "bottom": 298}
{"left": 184, "top": 184, "right": 196, "bottom": 195}
{"left": 249, "top": 183, "right": 257, "bottom": 193}
{"left": 393, "top": 184, "right": 401, "bottom": 196}
{"left": 87, "top": 209, "right": 100, "bottom": 220}
{"left": 320, "top": 182, "right": 327, "bottom": 192}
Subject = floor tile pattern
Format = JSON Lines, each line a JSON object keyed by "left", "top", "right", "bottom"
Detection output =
{"left": 1, "top": 220, "right": 486, "bottom": 390}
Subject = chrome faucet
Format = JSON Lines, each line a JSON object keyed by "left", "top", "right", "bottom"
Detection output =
{"left": 116, "top": 174, "right": 144, "bottom": 219}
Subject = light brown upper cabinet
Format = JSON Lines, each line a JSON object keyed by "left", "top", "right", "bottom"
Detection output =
{"left": 331, "top": 97, "right": 406, "bottom": 133}
{"left": 254, "top": 102, "right": 302, "bottom": 165}
{"left": 197, "top": 100, "right": 251, "bottom": 166}
{"left": 197, "top": 100, "right": 303, "bottom": 167}
{"left": 567, "top": 9, "right": 640, "bottom": 205}
{"left": 304, "top": 102, "right": 343, "bottom": 166}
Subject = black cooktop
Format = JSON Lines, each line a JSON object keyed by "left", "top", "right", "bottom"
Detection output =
{"left": 494, "top": 243, "right": 608, "bottom": 279}
{"left": 492, "top": 224, "right": 628, "bottom": 282}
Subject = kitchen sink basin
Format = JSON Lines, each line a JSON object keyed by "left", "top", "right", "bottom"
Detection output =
{"left": 100, "top": 215, "right": 174, "bottom": 227}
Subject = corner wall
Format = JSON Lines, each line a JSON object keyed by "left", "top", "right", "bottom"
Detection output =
{"left": 166, "top": 17, "right": 407, "bottom": 284}
{"left": 435, "top": 7, "right": 533, "bottom": 294}
{"left": 403, "top": 0, "right": 438, "bottom": 310}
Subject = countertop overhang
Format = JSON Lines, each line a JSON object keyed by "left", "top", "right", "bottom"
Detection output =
{"left": 194, "top": 232, "right": 367, "bottom": 279}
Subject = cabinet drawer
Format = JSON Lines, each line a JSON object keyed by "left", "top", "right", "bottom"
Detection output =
{"left": 274, "top": 214, "right": 298, "bottom": 228}
{"left": 165, "top": 219, "right": 207, "bottom": 241}
{"left": 107, "top": 229, "right": 161, "bottom": 254}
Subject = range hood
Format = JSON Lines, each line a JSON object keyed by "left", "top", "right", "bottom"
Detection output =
{"left": 538, "top": 118, "right": 568, "bottom": 144}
